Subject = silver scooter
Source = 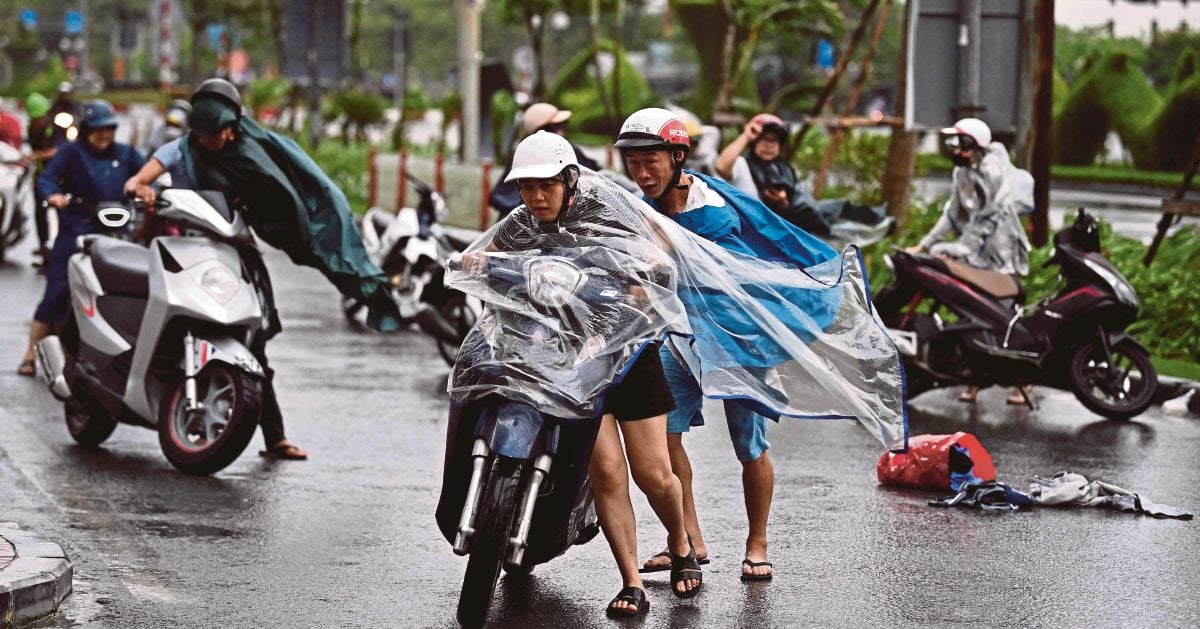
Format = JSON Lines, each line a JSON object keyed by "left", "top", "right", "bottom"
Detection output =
{"left": 0, "top": 144, "right": 32, "bottom": 261}
{"left": 36, "top": 189, "right": 270, "bottom": 475}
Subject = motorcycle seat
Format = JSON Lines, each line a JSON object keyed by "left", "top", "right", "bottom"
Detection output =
{"left": 369, "top": 212, "right": 394, "bottom": 235}
{"left": 941, "top": 257, "right": 1024, "bottom": 302}
{"left": 91, "top": 238, "right": 150, "bottom": 297}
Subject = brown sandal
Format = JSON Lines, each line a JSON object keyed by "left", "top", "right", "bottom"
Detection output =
{"left": 16, "top": 358, "right": 35, "bottom": 377}
{"left": 259, "top": 443, "right": 309, "bottom": 460}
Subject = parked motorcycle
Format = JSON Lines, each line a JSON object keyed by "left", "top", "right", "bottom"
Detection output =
{"left": 344, "top": 176, "right": 479, "bottom": 365}
{"left": 36, "top": 190, "right": 273, "bottom": 475}
{"left": 436, "top": 228, "right": 672, "bottom": 627}
{"left": 0, "top": 144, "right": 33, "bottom": 261}
{"left": 875, "top": 208, "right": 1157, "bottom": 419}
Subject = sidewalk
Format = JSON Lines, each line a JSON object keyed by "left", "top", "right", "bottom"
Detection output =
{"left": 0, "top": 525, "right": 71, "bottom": 628}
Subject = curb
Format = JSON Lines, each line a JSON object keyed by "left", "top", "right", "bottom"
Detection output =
{"left": 0, "top": 524, "right": 72, "bottom": 629}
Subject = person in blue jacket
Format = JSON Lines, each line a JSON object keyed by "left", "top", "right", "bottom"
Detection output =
{"left": 615, "top": 108, "right": 844, "bottom": 582}
{"left": 18, "top": 100, "right": 145, "bottom": 376}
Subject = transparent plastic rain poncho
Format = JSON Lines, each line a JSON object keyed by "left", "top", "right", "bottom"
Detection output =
{"left": 446, "top": 170, "right": 907, "bottom": 451}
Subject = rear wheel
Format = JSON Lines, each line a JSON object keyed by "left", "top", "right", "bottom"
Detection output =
{"left": 436, "top": 293, "right": 476, "bottom": 367}
{"left": 158, "top": 365, "right": 262, "bottom": 475}
{"left": 1068, "top": 338, "right": 1157, "bottom": 420}
{"left": 65, "top": 396, "right": 117, "bottom": 448}
{"left": 457, "top": 456, "right": 523, "bottom": 629}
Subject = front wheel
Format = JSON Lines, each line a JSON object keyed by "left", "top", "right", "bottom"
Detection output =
{"left": 1068, "top": 338, "right": 1157, "bottom": 420}
{"left": 436, "top": 293, "right": 476, "bottom": 367}
{"left": 457, "top": 456, "right": 523, "bottom": 629}
{"left": 158, "top": 364, "right": 262, "bottom": 475}
{"left": 65, "top": 396, "right": 117, "bottom": 448}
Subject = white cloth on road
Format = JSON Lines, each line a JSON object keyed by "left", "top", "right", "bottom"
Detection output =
{"left": 1029, "top": 471, "right": 1193, "bottom": 519}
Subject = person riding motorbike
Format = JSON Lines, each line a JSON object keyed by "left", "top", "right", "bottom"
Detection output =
{"left": 715, "top": 113, "right": 888, "bottom": 239}
{"left": 146, "top": 99, "right": 192, "bottom": 154}
{"left": 617, "top": 108, "right": 907, "bottom": 583}
{"left": 123, "top": 77, "right": 403, "bottom": 460}
{"left": 18, "top": 100, "right": 145, "bottom": 376}
{"left": 906, "top": 117, "right": 1035, "bottom": 405}
{"left": 487, "top": 102, "right": 601, "bottom": 217}
{"left": 461, "top": 130, "right": 702, "bottom": 617}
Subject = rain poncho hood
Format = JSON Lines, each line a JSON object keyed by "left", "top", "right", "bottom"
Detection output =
{"left": 920, "top": 143, "right": 1034, "bottom": 275}
{"left": 446, "top": 169, "right": 907, "bottom": 451}
{"left": 180, "top": 101, "right": 400, "bottom": 332}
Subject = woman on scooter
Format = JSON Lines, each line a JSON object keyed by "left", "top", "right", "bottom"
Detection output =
{"left": 18, "top": 100, "right": 145, "bottom": 376}
{"left": 462, "top": 131, "right": 702, "bottom": 617}
{"left": 907, "top": 117, "right": 1035, "bottom": 405}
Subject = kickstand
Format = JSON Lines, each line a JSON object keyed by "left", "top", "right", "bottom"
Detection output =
{"left": 1022, "top": 387, "right": 1038, "bottom": 411}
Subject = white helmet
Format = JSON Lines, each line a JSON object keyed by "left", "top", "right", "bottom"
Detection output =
{"left": 505, "top": 130, "right": 580, "bottom": 182}
{"left": 522, "top": 102, "right": 572, "bottom": 135}
{"left": 941, "top": 118, "right": 992, "bottom": 148}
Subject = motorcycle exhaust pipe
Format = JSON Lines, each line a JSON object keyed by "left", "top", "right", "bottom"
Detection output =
{"left": 415, "top": 305, "right": 462, "bottom": 345}
{"left": 35, "top": 336, "right": 72, "bottom": 401}
{"left": 454, "top": 439, "right": 492, "bottom": 555}
{"left": 507, "top": 453, "right": 552, "bottom": 569}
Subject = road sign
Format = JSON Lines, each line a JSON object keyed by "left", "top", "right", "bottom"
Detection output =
{"left": 65, "top": 11, "right": 84, "bottom": 36}
{"left": 905, "top": 0, "right": 1022, "bottom": 133}
{"left": 816, "top": 40, "right": 835, "bottom": 71}
{"left": 20, "top": 9, "right": 37, "bottom": 30}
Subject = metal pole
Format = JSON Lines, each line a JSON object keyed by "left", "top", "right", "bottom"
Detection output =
{"left": 392, "top": 9, "right": 408, "bottom": 113}
{"left": 458, "top": 0, "right": 482, "bottom": 164}
{"left": 957, "top": 0, "right": 982, "bottom": 116}
{"left": 1030, "top": 0, "right": 1054, "bottom": 247}
{"left": 1144, "top": 131, "right": 1200, "bottom": 267}
{"left": 307, "top": 0, "right": 322, "bottom": 148}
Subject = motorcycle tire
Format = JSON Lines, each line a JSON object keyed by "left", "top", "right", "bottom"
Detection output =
{"left": 457, "top": 456, "right": 523, "bottom": 629}
{"left": 65, "top": 395, "right": 117, "bottom": 449}
{"left": 158, "top": 365, "right": 262, "bottom": 475}
{"left": 436, "top": 294, "right": 476, "bottom": 367}
{"left": 1067, "top": 338, "right": 1157, "bottom": 420}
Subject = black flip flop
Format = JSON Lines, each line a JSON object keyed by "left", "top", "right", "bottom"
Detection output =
{"left": 605, "top": 586, "right": 649, "bottom": 618}
{"left": 639, "top": 550, "right": 710, "bottom": 573}
{"left": 670, "top": 548, "right": 703, "bottom": 599}
{"left": 740, "top": 559, "right": 774, "bottom": 582}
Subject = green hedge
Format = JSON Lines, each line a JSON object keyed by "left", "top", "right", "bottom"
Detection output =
{"left": 547, "top": 39, "right": 657, "bottom": 145}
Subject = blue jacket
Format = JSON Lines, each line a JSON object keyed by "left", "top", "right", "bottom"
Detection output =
{"left": 37, "top": 140, "right": 145, "bottom": 207}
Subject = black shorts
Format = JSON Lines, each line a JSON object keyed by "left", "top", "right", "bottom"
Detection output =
{"left": 602, "top": 342, "right": 675, "bottom": 422}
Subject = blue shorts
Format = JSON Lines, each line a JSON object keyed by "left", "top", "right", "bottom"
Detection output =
{"left": 659, "top": 344, "right": 771, "bottom": 463}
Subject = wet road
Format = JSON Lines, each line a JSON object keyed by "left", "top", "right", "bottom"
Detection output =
{"left": 1, "top": 239, "right": 1197, "bottom": 628}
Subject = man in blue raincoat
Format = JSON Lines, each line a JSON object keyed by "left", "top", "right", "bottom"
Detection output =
{"left": 615, "top": 108, "right": 904, "bottom": 582}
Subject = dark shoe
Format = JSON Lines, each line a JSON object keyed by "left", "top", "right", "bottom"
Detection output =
{"left": 605, "top": 586, "right": 649, "bottom": 618}
{"left": 740, "top": 559, "right": 774, "bottom": 582}
{"left": 670, "top": 548, "right": 703, "bottom": 599}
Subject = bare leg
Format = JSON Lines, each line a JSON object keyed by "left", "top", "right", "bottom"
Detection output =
{"left": 620, "top": 415, "right": 698, "bottom": 595}
{"left": 643, "top": 433, "right": 708, "bottom": 571}
{"left": 589, "top": 413, "right": 643, "bottom": 613}
{"left": 958, "top": 385, "right": 980, "bottom": 403}
{"left": 741, "top": 451, "right": 775, "bottom": 578}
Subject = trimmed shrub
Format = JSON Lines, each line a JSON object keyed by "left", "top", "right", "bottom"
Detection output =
{"left": 547, "top": 39, "right": 656, "bottom": 143}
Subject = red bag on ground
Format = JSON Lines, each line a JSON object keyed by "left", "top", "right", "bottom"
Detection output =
{"left": 876, "top": 432, "right": 996, "bottom": 490}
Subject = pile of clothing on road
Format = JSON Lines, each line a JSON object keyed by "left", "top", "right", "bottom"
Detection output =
{"left": 877, "top": 432, "right": 1193, "bottom": 520}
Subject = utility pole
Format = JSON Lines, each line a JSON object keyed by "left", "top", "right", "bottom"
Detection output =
{"left": 393, "top": 8, "right": 409, "bottom": 113}
{"left": 307, "top": 0, "right": 322, "bottom": 148}
{"left": 882, "top": 1, "right": 917, "bottom": 222}
{"left": 955, "top": 0, "right": 983, "bottom": 119}
{"left": 1030, "top": 0, "right": 1054, "bottom": 246}
{"left": 458, "top": 0, "right": 482, "bottom": 164}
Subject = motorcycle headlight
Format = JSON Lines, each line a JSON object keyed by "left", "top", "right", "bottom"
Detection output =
{"left": 525, "top": 258, "right": 585, "bottom": 308}
{"left": 195, "top": 263, "right": 241, "bottom": 305}
{"left": 1083, "top": 257, "right": 1139, "bottom": 308}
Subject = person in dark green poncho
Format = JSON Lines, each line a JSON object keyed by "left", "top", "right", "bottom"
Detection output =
{"left": 125, "top": 78, "right": 402, "bottom": 461}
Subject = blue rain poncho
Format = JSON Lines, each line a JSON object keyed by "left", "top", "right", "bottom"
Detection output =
{"left": 446, "top": 169, "right": 907, "bottom": 451}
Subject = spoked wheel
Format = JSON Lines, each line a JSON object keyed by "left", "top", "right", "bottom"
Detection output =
{"left": 437, "top": 293, "right": 476, "bottom": 367}
{"left": 1068, "top": 337, "right": 1157, "bottom": 420}
{"left": 158, "top": 364, "right": 262, "bottom": 475}
{"left": 65, "top": 395, "right": 117, "bottom": 449}
{"left": 457, "top": 456, "right": 523, "bottom": 629}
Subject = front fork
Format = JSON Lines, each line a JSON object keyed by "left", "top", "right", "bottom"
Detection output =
{"left": 452, "top": 437, "right": 554, "bottom": 568}
{"left": 182, "top": 329, "right": 203, "bottom": 413}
